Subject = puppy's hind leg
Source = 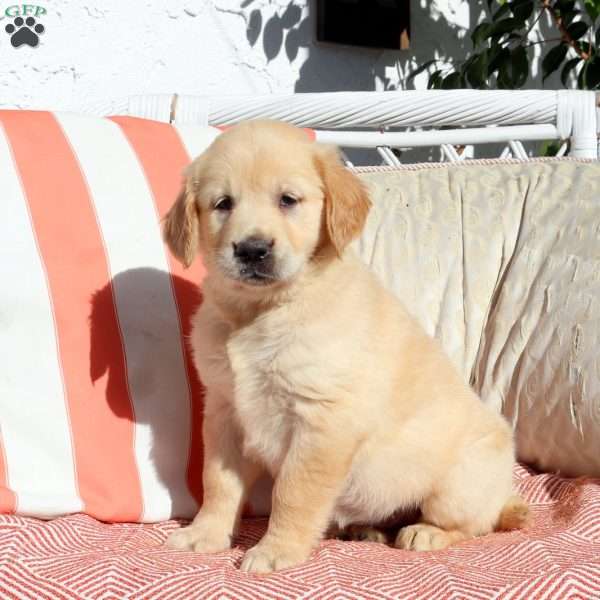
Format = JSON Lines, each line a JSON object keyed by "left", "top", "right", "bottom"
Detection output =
{"left": 396, "top": 429, "right": 518, "bottom": 552}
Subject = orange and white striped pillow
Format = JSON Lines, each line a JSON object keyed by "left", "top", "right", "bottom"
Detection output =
{"left": 0, "top": 111, "right": 225, "bottom": 522}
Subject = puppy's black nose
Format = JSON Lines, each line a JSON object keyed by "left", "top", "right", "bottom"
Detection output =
{"left": 233, "top": 237, "right": 274, "bottom": 264}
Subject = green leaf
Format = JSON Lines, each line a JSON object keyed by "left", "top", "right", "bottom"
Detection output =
{"left": 441, "top": 72, "right": 463, "bottom": 89}
{"left": 491, "top": 17, "right": 525, "bottom": 39}
{"left": 488, "top": 46, "right": 511, "bottom": 74}
{"left": 407, "top": 60, "right": 437, "bottom": 82}
{"left": 466, "top": 52, "right": 489, "bottom": 88}
{"left": 596, "top": 25, "right": 600, "bottom": 45}
{"left": 493, "top": 3, "right": 512, "bottom": 21}
{"left": 584, "top": 0, "right": 600, "bottom": 21}
{"left": 584, "top": 55, "right": 600, "bottom": 88}
{"left": 561, "top": 57, "right": 581, "bottom": 86}
{"left": 556, "top": 0, "right": 576, "bottom": 12}
{"left": 511, "top": 45, "right": 529, "bottom": 87}
{"left": 471, "top": 22, "right": 493, "bottom": 47}
{"left": 567, "top": 21, "right": 589, "bottom": 40}
{"left": 498, "top": 52, "right": 511, "bottom": 87}
{"left": 578, "top": 41, "right": 592, "bottom": 55}
{"left": 497, "top": 46, "right": 529, "bottom": 88}
{"left": 539, "top": 140, "right": 563, "bottom": 156}
{"left": 509, "top": 0, "right": 534, "bottom": 21}
{"left": 461, "top": 54, "right": 477, "bottom": 74}
{"left": 542, "top": 44, "right": 568, "bottom": 81}
{"left": 561, "top": 8, "right": 580, "bottom": 26}
{"left": 497, "top": 63, "right": 511, "bottom": 88}
{"left": 428, "top": 70, "right": 443, "bottom": 89}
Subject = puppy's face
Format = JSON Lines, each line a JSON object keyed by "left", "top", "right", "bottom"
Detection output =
{"left": 163, "top": 120, "right": 370, "bottom": 292}
{"left": 192, "top": 123, "right": 325, "bottom": 288}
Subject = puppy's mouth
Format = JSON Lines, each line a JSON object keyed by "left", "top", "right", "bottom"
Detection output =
{"left": 238, "top": 266, "right": 279, "bottom": 286}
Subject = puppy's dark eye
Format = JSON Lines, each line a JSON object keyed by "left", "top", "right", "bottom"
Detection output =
{"left": 280, "top": 194, "right": 298, "bottom": 208}
{"left": 214, "top": 196, "right": 233, "bottom": 212}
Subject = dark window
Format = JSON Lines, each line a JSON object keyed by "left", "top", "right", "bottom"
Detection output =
{"left": 317, "top": 0, "right": 410, "bottom": 50}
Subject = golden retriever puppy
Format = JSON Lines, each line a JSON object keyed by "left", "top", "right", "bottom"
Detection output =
{"left": 163, "top": 120, "right": 528, "bottom": 574}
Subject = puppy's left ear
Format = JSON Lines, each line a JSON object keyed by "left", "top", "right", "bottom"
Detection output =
{"left": 314, "top": 145, "right": 372, "bottom": 256}
{"left": 162, "top": 179, "right": 199, "bottom": 268}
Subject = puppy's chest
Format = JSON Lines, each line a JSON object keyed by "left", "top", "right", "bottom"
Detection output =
{"left": 226, "top": 326, "right": 304, "bottom": 472}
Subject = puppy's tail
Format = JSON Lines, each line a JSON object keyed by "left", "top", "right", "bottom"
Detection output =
{"left": 496, "top": 495, "right": 530, "bottom": 531}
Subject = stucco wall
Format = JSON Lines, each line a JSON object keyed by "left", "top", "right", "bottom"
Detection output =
{"left": 0, "top": 0, "right": 564, "bottom": 112}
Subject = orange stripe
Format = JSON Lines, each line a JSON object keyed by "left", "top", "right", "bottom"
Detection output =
{"left": 0, "top": 111, "right": 142, "bottom": 521}
{"left": 110, "top": 116, "right": 206, "bottom": 506}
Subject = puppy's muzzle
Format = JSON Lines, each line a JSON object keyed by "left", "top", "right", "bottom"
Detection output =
{"left": 232, "top": 236, "right": 276, "bottom": 284}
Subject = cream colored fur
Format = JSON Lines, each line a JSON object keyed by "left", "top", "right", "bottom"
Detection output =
{"left": 162, "top": 120, "right": 528, "bottom": 574}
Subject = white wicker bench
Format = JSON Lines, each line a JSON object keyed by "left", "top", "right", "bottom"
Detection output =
{"left": 91, "top": 90, "right": 599, "bottom": 164}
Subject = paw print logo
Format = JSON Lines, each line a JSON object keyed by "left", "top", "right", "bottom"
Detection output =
{"left": 5, "top": 16, "right": 45, "bottom": 48}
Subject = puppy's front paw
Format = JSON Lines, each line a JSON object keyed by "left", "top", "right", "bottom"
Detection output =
{"left": 166, "top": 522, "right": 231, "bottom": 554}
{"left": 240, "top": 539, "right": 310, "bottom": 574}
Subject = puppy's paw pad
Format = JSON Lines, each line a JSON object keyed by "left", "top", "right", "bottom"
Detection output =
{"left": 165, "top": 525, "right": 230, "bottom": 554}
{"left": 395, "top": 524, "right": 460, "bottom": 552}
{"left": 240, "top": 543, "right": 307, "bottom": 574}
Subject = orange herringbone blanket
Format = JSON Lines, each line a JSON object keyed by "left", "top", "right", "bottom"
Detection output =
{"left": 1, "top": 464, "right": 599, "bottom": 599}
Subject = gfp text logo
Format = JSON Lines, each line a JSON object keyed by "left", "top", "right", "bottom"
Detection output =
{"left": 5, "top": 4, "right": 46, "bottom": 17}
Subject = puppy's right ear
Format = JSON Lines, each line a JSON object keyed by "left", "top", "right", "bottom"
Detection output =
{"left": 162, "top": 181, "right": 199, "bottom": 268}
{"left": 314, "top": 144, "right": 371, "bottom": 257}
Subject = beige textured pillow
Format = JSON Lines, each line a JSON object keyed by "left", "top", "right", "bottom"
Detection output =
{"left": 354, "top": 160, "right": 600, "bottom": 477}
